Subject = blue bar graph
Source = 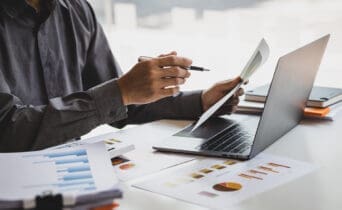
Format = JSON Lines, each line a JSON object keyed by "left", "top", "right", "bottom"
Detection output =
{"left": 22, "top": 149, "right": 87, "bottom": 158}
{"left": 44, "top": 149, "right": 87, "bottom": 158}
{"left": 60, "top": 185, "right": 96, "bottom": 192}
{"left": 56, "top": 179, "right": 94, "bottom": 187}
{"left": 24, "top": 148, "right": 97, "bottom": 193}
{"left": 57, "top": 165, "right": 91, "bottom": 173}
{"left": 55, "top": 157, "right": 89, "bottom": 165}
{"left": 60, "top": 173, "right": 93, "bottom": 181}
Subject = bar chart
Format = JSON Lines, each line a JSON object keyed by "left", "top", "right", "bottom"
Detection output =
{"left": 0, "top": 142, "right": 121, "bottom": 208}
{"left": 23, "top": 149, "right": 97, "bottom": 193}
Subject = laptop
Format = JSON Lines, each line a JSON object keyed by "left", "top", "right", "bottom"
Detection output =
{"left": 153, "top": 35, "right": 330, "bottom": 160}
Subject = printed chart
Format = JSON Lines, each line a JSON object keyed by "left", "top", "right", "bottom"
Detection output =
{"left": 110, "top": 149, "right": 194, "bottom": 181}
{"left": 47, "top": 133, "right": 135, "bottom": 159}
{"left": 23, "top": 149, "right": 96, "bottom": 193}
{"left": 134, "top": 154, "right": 317, "bottom": 209}
{"left": 104, "top": 120, "right": 196, "bottom": 181}
{"left": 0, "top": 143, "right": 117, "bottom": 200}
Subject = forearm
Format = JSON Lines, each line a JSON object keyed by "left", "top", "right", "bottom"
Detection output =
{"left": 112, "top": 90, "right": 203, "bottom": 128}
{"left": 0, "top": 79, "right": 127, "bottom": 152}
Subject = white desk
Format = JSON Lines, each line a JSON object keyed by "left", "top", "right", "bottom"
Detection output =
{"left": 87, "top": 113, "right": 342, "bottom": 210}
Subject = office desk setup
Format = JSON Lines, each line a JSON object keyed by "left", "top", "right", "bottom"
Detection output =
{"left": 72, "top": 34, "right": 336, "bottom": 210}
{"left": 94, "top": 112, "right": 341, "bottom": 210}
{"left": 1, "top": 1, "right": 342, "bottom": 209}
{"left": 1, "top": 34, "right": 340, "bottom": 208}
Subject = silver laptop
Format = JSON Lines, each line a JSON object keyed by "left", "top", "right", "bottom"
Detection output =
{"left": 153, "top": 35, "right": 330, "bottom": 160}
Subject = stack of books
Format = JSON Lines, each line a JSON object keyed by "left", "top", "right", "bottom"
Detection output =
{"left": 238, "top": 84, "right": 342, "bottom": 120}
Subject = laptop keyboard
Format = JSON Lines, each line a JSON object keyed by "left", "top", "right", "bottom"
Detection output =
{"left": 199, "top": 123, "right": 253, "bottom": 153}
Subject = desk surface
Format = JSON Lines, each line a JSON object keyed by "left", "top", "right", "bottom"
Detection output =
{"left": 86, "top": 113, "right": 342, "bottom": 210}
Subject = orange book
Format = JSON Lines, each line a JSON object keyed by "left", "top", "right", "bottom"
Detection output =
{"left": 304, "top": 107, "right": 330, "bottom": 117}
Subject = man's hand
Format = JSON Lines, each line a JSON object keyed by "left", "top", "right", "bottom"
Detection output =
{"left": 117, "top": 53, "right": 192, "bottom": 105}
{"left": 201, "top": 77, "right": 244, "bottom": 115}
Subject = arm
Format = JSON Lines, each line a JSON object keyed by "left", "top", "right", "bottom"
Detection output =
{"left": 112, "top": 90, "right": 203, "bottom": 127}
{"left": 0, "top": 74, "right": 127, "bottom": 152}
{"left": 80, "top": 2, "right": 242, "bottom": 129}
{"left": 0, "top": 2, "right": 130, "bottom": 152}
{"left": 112, "top": 76, "right": 244, "bottom": 128}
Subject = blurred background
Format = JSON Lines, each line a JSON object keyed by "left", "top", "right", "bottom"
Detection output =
{"left": 87, "top": 0, "right": 342, "bottom": 91}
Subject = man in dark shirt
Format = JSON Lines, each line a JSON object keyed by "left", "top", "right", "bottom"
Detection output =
{"left": 0, "top": 0, "right": 243, "bottom": 152}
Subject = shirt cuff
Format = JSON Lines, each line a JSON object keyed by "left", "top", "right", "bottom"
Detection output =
{"left": 178, "top": 90, "right": 204, "bottom": 119}
{"left": 88, "top": 79, "right": 128, "bottom": 124}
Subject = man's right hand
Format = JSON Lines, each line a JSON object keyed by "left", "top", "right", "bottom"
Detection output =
{"left": 117, "top": 54, "right": 192, "bottom": 105}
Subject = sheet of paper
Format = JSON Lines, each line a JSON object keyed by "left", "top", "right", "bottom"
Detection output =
{"left": 191, "top": 83, "right": 242, "bottom": 132}
{"left": 0, "top": 142, "right": 118, "bottom": 201}
{"left": 191, "top": 39, "right": 270, "bottom": 132}
{"left": 134, "top": 153, "right": 317, "bottom": 209}
{"left": 46, "top": 132, "right": 135, "bottom": 158}
{"left": 107, "top": 120, "right": 195, "bottom": 181}
{"left": 239, "top": 38, "right": 269, "bottom": 81}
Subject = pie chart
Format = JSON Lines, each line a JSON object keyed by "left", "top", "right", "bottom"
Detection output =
{"left": 213, "top": 182, "right": 242, "bottom": 192}
{"left": 119, "top": 163, "right": 135, "bottom": 170}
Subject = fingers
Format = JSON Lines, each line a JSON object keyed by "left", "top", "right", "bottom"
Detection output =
{"left": 213, "top": 104, "right": 238, "bottom": 117}
{"left": 222, "top": 92, "right": 241, "bottom": 115}
{"left": 222, "top": 105, "right": 238, "bottom": 113}
{"left": 219, "top": 87, "right": 242, "bottom": 116}
{"left": 229, "top": 105, "right": 238, "bottom": 114}
{"left": 227, "top": 97, "right": 240, "bottom": 106}
{"left": 160, "top": 66, "right": 191, "bottom": 78}
{"left": 138, "top": 51, "right": 178, "bottom": 62}
{"left": 160, "top": 86, "right": 180, "bottom": 97}
{"left": 234, "top": 87, "right": 244, "bottom": 97}
{"left": 159, "top": 51, "right": 177, "bottom": 57}
{"left": 213, "top": 94, "right": 240, "bottom": 116}
{"left": 159, "top": 77, "right": 186, "bottom": 88}
{"left": 156, "top": 55, "right": 192, "bottom": 68}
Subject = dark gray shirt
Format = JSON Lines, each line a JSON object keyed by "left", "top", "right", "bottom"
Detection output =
{"left": 0, "top": 0, "right": 203, "bottom": 152}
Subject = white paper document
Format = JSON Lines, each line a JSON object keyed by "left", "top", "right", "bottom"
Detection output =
{"left": 0, "top": 142, "right": 118, "bottom": 201}
{"left": 99, "top": 120, "right": 195, "bottom": 181}
{"left": 134, "top": 153, "right": 317, "bottom": 209}
{"left": 108, "top": 120, "right": 195, "bottom": 181}
{"left": 191, "top": 39, "right": 270, "bottom": 132}
{"left": 47, "top": 132, "right": 135, "bottom": 158}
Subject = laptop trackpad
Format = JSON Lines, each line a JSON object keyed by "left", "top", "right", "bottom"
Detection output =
{"left": 174, "top": 117, "right": 238, "bottom": 139}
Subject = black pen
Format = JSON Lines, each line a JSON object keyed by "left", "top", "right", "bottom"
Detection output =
{"left": 138, "top": 56, "right": 211, "bottom": 72}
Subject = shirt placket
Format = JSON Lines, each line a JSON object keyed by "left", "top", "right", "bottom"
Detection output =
{"left": 37, "top": 21, "right": 57, "bottom": 99}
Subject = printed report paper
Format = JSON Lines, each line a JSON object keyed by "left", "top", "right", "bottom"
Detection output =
{"left": 134, "top": 153, "right": 317, "bottom": 209}
{"left": 0, "top": 142, "right": 118, "bottom": 201}
{"left": 46, "top": 132, "right": 135, "bottom": 159}
{"left": 191, "top": 39, "right": 270, "bottom": 132}
{"left": 107, "top": 121, "right": 195, "bottom": 181}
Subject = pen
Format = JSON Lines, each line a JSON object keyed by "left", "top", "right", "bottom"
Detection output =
{"left": 138, "top": 56, "right": 211, "bottom": 72}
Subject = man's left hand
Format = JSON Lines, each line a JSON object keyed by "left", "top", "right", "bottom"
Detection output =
{"left": 201, "top": 77, "right": 244, "bottom": 116}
